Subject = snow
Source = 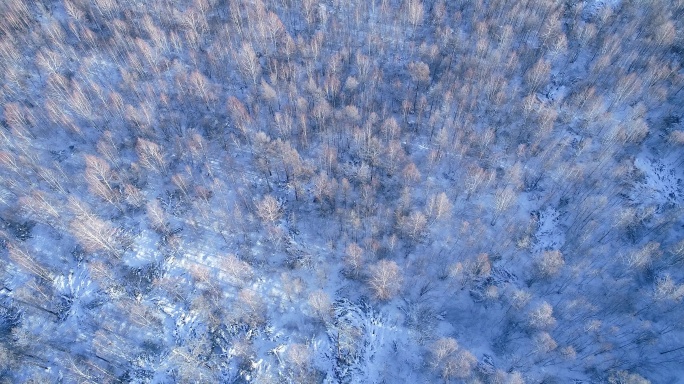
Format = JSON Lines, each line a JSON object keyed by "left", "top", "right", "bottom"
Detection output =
{"left": 631, "top": 155, "right": 683, "bottom": 213}
{"left": 0, "top": 0, "right": 682, "bottom": 383}
{"left": 318, "top": 299, "right": 424, "bottom": 384}
{"left": 533, "top": 207, "right": 566, "bottom": 254}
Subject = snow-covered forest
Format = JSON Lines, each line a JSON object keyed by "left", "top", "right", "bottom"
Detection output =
{"left": 0, "top": 0, "right": 683, "bottom": 382}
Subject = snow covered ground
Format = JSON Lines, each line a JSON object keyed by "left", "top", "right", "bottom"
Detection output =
{"left": 0, "top": 0, "right": 682, "bottom": 383}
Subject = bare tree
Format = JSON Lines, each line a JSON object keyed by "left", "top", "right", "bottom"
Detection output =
{"left": 473, "top": 253, "right": 492, "bottom": 277}
{"left": 524, "top": 58, "right": 550, "bottom": 92}
{"left": 307, "top": 290, "right": 332, "bottom": 322}
{"left": 382, "top": 139, "right": 405, "bottom": 176}
{"left": 36, "top": 48, "right": 64, "bottom": 77}
{"left": 171, "top": 173, "right": 191, "bottom": 201}
{"left": 0, "top": 0, "right": 32, "bottom": 34}
{"left": 18, "top": 191, "right": 63, "bottom": 228}
{"left": 667, "top": 238, "right": 684, "bottom": 266}
{"left": 220, "top": 253, "right": 254, "bottom": 287}
{"left": 624, "top": 242, "right": 661, "bottom": 269}
{"left": 84, "top": 154, "right": 119, "bottom": 206}
{"left": 227, "top": 96, "right": 254, "bottom": 142}
{"left": 186, "top": 131, "right": 208, "bottom": 164}
{"left": 608, "top": 370, "right": 650, "bottom": 384}
{"left": 69, "top": 216, "right": 124, "bottom": 257}
{"left": 92, "top": 330, "right": 139, "bottom": 367}
{"left": 408, "top": 61, "right": 430, "bottom": 87}
{"left": 286, "top": 343, "right": 311, "bottom": 367}
{"left": 96, "top": 131, "right": 120, "bottom": 169}
{"left": 368, "top": 260, "right": 403, "bottom": 300}
{"left": 344, "top": 242, "right": 364, "bottom": 277}
{"left": 653, "top": 20, "right": 676, "bottom": 49}
{"left": 237, "top": 42, "right": 261, "bottom": 86}
{"left": 312, "top": 171, "right": 335, "bottom": 212}
{"left": 123, "top": 184, "right": 145, "bottom": 208}
{"left": 283, "top": 343, "right": 318, "bottom": 383}
{"left": 189, "top": 70, "right": 215, "bottom": 105}
{"left": 429, "top": 338, "right": 477, "bottom": 381}
{"left": 136, "top": 138, "right": 167, "bottom": 174}
{"left": 533, "top": 331, "right": 557, "bottom": 355}
{"left": 7, "top": 244, "right": 53, "bottom": 282}
{"left": 464, "top": 165, "right": 494, "bottom": 199}
{"left": 528, "top": 301, "right": 556, "bottom": 330}
{"left": 491, "top": 187, "right": 516, "bottom": 225}
{"left": 260, "top": 79, "right": 278, "bottom": 112}
{"left": 534, "top": 250, "right": 564, "bottom": 278}
{"left": 399, "top": 211, "right": 427, "bottom": 241}
{"left": 611, "top": 72, "right": 643, "bottom": 108}
{"left": 426, "top": 192, "right": 452, "bottom": 222}
{"left": 274, "top": 111, "right": 294, "bottom": 139}
{"left": 68, "top": 198, "right": 125, "bottom": 257}
{"left": 256, "top": 195, "right": 283, "bottom": 225}
{"left": 402, "top": 162, "right": 422, "bottom": 185}
{"left": 146, "top": 199, "right": 168, "bottom": 232}
{"left": 167, "top": 337, "right": 216, "bottom": 383}
{"left": 405, "top": 0, "right": 424, "bottom": 34}
{"left": 36, "top": 163, "right": 70, "bottom": 196}
{"left": 653, "top": 274, "right": 684, "bottom": 302}
{"left": 236, "top": 288, "right": 266, "bottom": 328}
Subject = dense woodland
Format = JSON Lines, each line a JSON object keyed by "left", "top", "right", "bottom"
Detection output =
{"left": 0, "top": 0, "right": 683, "bottom": 382}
